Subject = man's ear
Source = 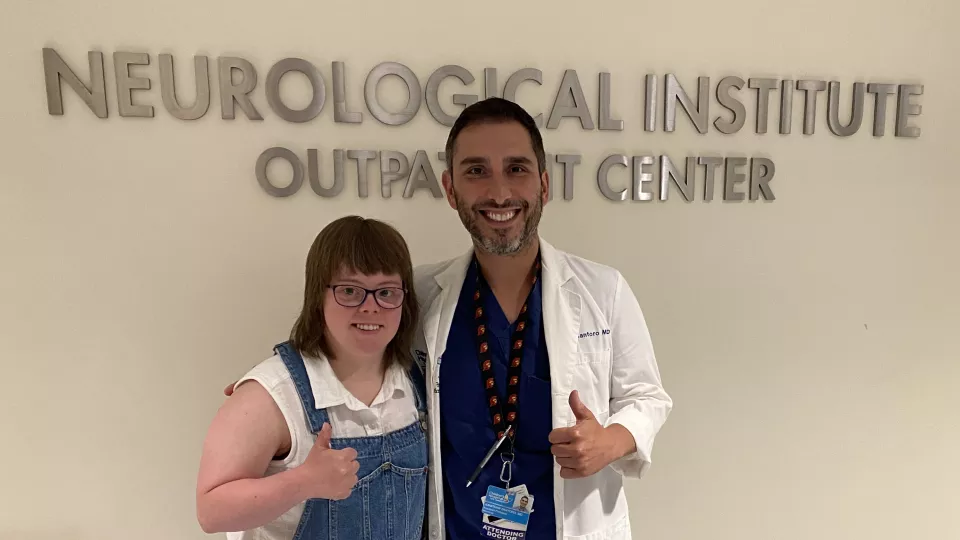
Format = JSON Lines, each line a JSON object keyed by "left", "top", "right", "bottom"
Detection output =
{"left": 540, "top": 169, "right": 550, "bottom": 205}
{"left": 441, "top": 169, "right": 457, "bottom": 210}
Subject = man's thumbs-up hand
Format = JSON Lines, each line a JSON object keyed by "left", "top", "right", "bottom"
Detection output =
{"left": 548, "top": 390, "right": 633, "bottom": 479}
{"left": 568, "top": 390, "right": 596, "bottom": 423}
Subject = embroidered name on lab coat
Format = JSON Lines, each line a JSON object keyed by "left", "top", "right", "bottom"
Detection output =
{"left": 578, "top": 329, "right": 610, "bottom": 339}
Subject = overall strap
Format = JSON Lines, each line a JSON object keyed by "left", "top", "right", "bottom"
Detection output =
{"left": 274, "top": 341, "right": 329, "bottom": 434}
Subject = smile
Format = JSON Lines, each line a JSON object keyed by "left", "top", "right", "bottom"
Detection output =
{"left": 480, "top": 209, "right": 518, "bottom": 223}
{"left": 352, "top": 324, "right": 382, "bottom": 332}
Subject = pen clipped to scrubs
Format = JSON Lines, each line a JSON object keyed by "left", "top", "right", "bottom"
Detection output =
{"left": 465, "top": 425, "right": 512, "bottom": 488}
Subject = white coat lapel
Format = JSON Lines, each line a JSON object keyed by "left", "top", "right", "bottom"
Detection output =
{"left": 421, "top": 291, "right": 443, "bottom": 370}
{"left": 427, "top": 250, "right": 473, "bottom": 372}
{"left": 539, "top": 238, "right": 581, "bottom": 429}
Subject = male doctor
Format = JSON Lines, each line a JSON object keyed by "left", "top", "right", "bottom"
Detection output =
{"left": 414, "top": 97, "right": 672, "bottom": 540}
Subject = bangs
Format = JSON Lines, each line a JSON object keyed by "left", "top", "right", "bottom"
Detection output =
{"left": 319, "top": 218, "right": 410, "bottom": 283}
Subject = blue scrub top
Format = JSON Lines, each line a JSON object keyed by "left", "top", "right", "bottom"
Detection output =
{"left": 439, "top": 261, "right": 556, "bottom": 539}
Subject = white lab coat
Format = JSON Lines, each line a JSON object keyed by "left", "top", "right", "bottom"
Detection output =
{"left": 411, "top": 237, "right": 673, "bottom": 540}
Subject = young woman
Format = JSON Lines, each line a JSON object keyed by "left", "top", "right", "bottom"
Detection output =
{"left": 195, "top": 215, "right": 427, "bottom": 540}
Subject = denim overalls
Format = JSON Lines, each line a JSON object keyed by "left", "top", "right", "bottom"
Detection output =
{"left": 274, "top": 341, "right": 429, "bottom": 540}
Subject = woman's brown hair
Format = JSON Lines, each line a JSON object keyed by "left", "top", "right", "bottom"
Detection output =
{"left": 290, "top": 215, "right": 419, "bottom": 369}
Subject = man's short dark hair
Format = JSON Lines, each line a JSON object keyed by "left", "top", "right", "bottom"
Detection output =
{"left": 444, "top": 97, "right": 546, "bottom": 176}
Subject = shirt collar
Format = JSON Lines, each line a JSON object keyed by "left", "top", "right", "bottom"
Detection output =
{"left": 303, "top": 354, "right": 407, "bottom": 410}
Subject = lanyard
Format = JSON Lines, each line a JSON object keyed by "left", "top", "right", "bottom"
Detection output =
{"left": 471, "top": 254, "right": 541, "bottom": 458}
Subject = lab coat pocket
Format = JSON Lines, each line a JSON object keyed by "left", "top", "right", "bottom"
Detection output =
{"left": 569, "top": 360, "right": 611, "bottom": 419}
{"left": 575, "top": 314, "right": 612, "bottom": 356}
{"left": 575, "top": 350, "right": 612, "bottom": 365}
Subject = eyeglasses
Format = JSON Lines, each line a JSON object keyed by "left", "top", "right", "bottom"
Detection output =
{"left": 328, "top": 285, "right": 405, "bottom": 309}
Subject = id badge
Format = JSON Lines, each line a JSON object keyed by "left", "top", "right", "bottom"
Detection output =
{"left": 480, "top": 484, "right": 534, "bottom": 539}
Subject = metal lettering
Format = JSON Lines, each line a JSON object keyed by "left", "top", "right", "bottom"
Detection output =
{"left": 42, "top": 48, "right": 107, "bottom": 118}
{"left": 503, "top": 68, "right": 543, "bottom": 127}
{"left": 748, "top": 78, "right": 778, "bottom": 134}
{"left": 348, "top": 150, "right": 377, "bottom": 198}
{"left": 895, "top": 84, "right": 923, "bottom": 138}
{"left": 779, "top": 79, "right": 794, "bottom": 134}
{"left": 796, "top": 79, "right": 826, "bottom": 135}
{"left": 425, "top": 65, "right": 477, "bottom": 127}
{"left": 256, "top": 147, "right": 303, "bottom": 197}
{"left": 159, "top": 54, "right": 210, "bottom": 120}
{"left": 715, "top": 76, "right": 746, "bottom": 134}
{"left": 380, "top": 151, "right": 410, "bottom": 197}
{"left": 218, "top": 56, "right": 262, "bottom": 120}
{"left": 484, "top": 68, "right": 499, "bottom": 99}
{"left": 660, "top": 156, "right": 696, "bottom": 201}
{"left": 750, "top": 158, "right": 776, "bottom": 200}
{"left": 332, "top": 61, "right": 362, "bottom": 123}
{"left": 308, "top": 149, "right": 344, "bottom": 197}
{"left": 644, "top": 74, "right": 657, "bottom": 132}
{"left": 698, "top": 156, "right": 723, "bottom": 201}
{"left": 365, "top": 62, "right": 422, "bottom": 126}
{"left": 827, "top": 81, "right": 865, "bottom": 136}
{"left": 547, "top": 69, "right": 595, "bottom": 130}
{"left": 665, "top": 74, "right": 709, "bottom": 133}
{"left": 866, "top": 83, "right": 896, "bottom": 137}
{"left": 404, "top": 150, "right": 444, "bottom": 198}
{"left": 598, "top": 72, "right": 623, "bottom": 131}
{"left": 631, "top": 156, "right": 655, "bottom": 201}
{"left": 597, "top": 155, "right": 628, "bottom": 201}
{"left": 265, "top": 58, "right": 325, "bottom": 123}
{"left": 723, "top": 157, "right": 748, "bottom": 201}
{"left": 555, "top": 154, "right": 581, "bottom": 200}
{"left": 114, "top": 52, "right": 153, "bottom": 118}
{"left": 332, "top": 149, "right": 347, "bottom": 196}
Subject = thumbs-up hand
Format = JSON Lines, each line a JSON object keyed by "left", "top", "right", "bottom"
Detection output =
{"left": 568, "top": 389, "right": 596, "bottom": 423}
{"left": 297, "top": 423, "right": 360, "bottom": 500}
{"left": 548, "top": 390, "right": 615, "bottom": 479}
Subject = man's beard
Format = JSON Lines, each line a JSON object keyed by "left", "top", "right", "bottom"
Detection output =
{"left": 452, "top": 188, "right": 543, "bottom": 256}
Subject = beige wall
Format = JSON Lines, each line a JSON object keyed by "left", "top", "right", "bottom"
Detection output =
{"left": 1, "top": 1, "right": 957, "bottom": 539}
